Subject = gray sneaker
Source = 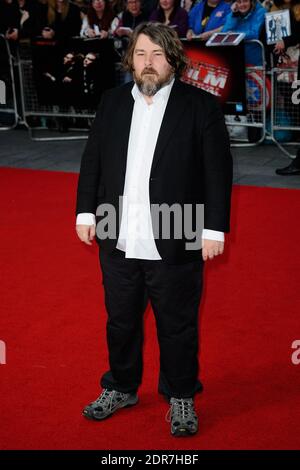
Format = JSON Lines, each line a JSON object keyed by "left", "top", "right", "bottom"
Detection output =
{"left": 166, "top": 397, "right": 198, "bottom": 436}
{"left": 83, "top": 389, "right": 138, "bottom": 421}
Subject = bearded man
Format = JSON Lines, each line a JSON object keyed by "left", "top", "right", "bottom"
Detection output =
{"left": 76, "top": 22, "right": 232, "bottom": 437}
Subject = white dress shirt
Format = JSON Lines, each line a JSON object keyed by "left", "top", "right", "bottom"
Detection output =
{"left": 76, "top": 79, "right": 224, "bottom": 258}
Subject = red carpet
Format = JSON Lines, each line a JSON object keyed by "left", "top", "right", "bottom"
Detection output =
{"left": 0, "top": 167, "right": 300, "bottom": 450}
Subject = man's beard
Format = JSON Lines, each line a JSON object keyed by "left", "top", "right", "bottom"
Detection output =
{"left": 134, "top": 68, "right": 174, "bottom": 97}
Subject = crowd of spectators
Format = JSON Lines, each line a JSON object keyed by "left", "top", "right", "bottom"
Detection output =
{"left": 0, "top": 0, "right": 299, "bottom": 66}
{"left": 0, "top": 0, "right": 299, "bottom": 134}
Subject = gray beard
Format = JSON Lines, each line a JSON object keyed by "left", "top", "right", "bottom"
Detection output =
{"left": 137, "top": 79, "right": 161, "bottom": 97}
{"left": 134, "top": 73, "right": 174, "bottom": 97}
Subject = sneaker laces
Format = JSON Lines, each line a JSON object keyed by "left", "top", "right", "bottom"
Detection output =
{"left": 94, "top": 389, "right": 126, "bottom": 412}
{"left": 165, "top": 398, "right": 195, "bottom": 423}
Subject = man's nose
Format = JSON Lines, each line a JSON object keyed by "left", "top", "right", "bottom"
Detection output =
{"left": 144, "top": 55, "right": 152, "bottom": 67}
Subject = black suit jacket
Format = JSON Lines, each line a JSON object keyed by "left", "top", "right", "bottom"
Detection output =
{"left": 76, "top": 78, "right": 233, "bottom": 263}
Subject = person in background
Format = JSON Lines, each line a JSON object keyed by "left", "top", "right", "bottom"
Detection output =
{"left": 141, "top": 0, "right": 158, "bottom": 18}
{"left": 80, "top": 52, "right": 101, "bottom": 105}
{"left": 80, "top": 0, "right": 114, "bottom": 38}
{"left": 36, "top": 0, "right": 82, "bottom": 42}
{"left": 0, "top": 0, "right": 21, "bottom": 42}
{"left": 112, "top": 0, "right": 147, "bottom": 39}
{"left": 274, "top": 2, "right": 300, "bottom": 175}
{"left": 149, "top": 0, "right": 189, "bottom": 37}
{"left": 269, "top": 0, "right": 296, "bottom": 12}
{"left": 183, "top": 0, "right": 196, "bottom": 14}
{"left": 222, "top": 0, "right": 266, "bottom": 65}
{"left": 273, "top": 0, "right": 300, "bottom": 53}
{"left": 61, "top": 51, "right": 81, "bottom": 103}
{"left": 17, "top": 0, "right": 36, "bottom": 40}
{"left": 187, "top": 0, "right": 231, "bottom": 41}
{"left": 111, "top": 0, "right": 147, "bottom": 82}
{"left": 261, "top": 0, "right": 273, "bottom": 9}
{"left": 110, "top": 0, "right": 126, "bottom": 15}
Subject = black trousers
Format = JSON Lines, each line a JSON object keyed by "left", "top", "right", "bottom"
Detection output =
{"left": 99, "top": 248, "right": 204, "bottom": 399}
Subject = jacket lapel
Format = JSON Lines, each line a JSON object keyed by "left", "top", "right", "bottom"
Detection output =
{"left": 150, "top": 78, "right": 192, "bottom": 176}
{"left": 115, "top": 82, "right": 135, "bottom": 177}
{"left": 116, "top": 78, "right": 191, "bottom": 178}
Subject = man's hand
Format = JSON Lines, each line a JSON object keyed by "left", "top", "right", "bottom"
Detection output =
{"left": 186, "top": 29, "right": 194, "bottom": 40}
{"left": 76, "top": 224, "right": 96, "bottom": 245}
{"left": 198, "top": 31, "right": 212, "bottom": 41}
{"left": 100, "top": 30, "right": 109, "bottom": 39}
{"left": 116, "top": 27, "right": 132, "bottom": 37}
{"left": 202, "top": 239, "right": 224, "bottom": 261}
{"left": 86, "top": 28, "right": 96, "bottom": 38}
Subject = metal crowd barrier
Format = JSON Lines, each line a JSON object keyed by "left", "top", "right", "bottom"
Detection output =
{"left": 1, "top": 36, "right": 299, "bottom": 149}
{"left": 226, "top": 39, "right": 267, "bottom": 147}
{"left": 0, "top": 34, "right": 19, "bottom": 130}
{"left": 17, "top": 41, "right": 96, "bottom": 141}
{"left": 269, "top": 66, "right": 300, "bottom": 157}
{"left": 16, "top": 38, "right": 268, "bottom": 143}
{"left": 16, "top": 39, "right": 126, "bottom": 141}
{"left": 18, "top": 39, "right": 127, "bottom": 141}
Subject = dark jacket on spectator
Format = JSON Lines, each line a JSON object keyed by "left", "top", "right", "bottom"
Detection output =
{"left": 0, "top": 0, "right": 21, "bottom": 35}
{"left": 142, "top": 0, "right": 158, "bottom": 18}
{"left": 34, "top": 1, "right": 82, "bottom": 42}
{"left": 120, "top": 9, "right": 148, "bottom": 30}
{"left": 282, "top": 7, "right": 300, "bottom": 78}
{"left": 18, "top": 0, "right": 37, "bottom": 39}
{"left": 149, "top": 5, "right": 189, "bottom": 38}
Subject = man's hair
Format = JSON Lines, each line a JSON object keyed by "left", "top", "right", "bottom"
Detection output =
{"left": 122, "top": 22, "right": 188, "bottom": 77}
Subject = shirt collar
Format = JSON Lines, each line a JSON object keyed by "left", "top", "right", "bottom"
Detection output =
{"left": 131, "top": 76, "right": 175, "bottom": 104}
